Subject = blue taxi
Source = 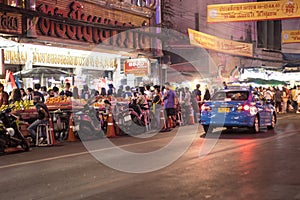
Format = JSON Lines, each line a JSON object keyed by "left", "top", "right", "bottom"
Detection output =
{"left": 200, "top": 87, "right": 276, "bottom": 133}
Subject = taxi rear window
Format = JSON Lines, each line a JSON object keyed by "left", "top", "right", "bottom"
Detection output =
{"left": 212, "top": 91, "right": 249, "bottom": 101}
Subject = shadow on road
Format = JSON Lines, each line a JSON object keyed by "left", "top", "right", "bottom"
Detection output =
{"left": 203, "top": 128, "right": 276, "bottom": 140}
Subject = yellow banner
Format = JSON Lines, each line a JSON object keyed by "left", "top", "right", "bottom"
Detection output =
{"left": 207, "top": 0, "right": 300, "bottom": 23}
{"left": 188, "top": 29, "right": 253, "bottom": 57}
{"left": 282, "top": 30, "right": 300, "bottom": 43}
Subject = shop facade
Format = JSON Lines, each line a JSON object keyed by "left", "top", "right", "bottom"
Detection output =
{"left": 0, "top": 0, "right": 158, "bottom": 92}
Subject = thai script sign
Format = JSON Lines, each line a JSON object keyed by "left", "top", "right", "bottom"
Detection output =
{"left": 207, "top": 0, "right": 300, "bottom": 23}
{"left": 4, "top": 50, "right": 27, "bottom": 65}
{"left": 188, "top": 28, "right": 253, "bottom": 57}
{"left": 4, "top": 49, "right": 117, "bottom": 69}
{"left": 124, "top": 58, "right": 150, "bottom": 76}
{"left": 32, "top": 52, "right": 117, "bottom": 69}
{"left": 282, "top": 30, "right": 300, "bottom": 44}
{"left": 37, "top": 1, "right": 151, "bottom": 49}
{"left": 0, "top": 12, "right": 22, "bottom": 34}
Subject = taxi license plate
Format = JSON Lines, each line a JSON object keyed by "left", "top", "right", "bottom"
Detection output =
{"left": 124, "top": 115, "right": 131, "bottom": 122}
{"left": 218, "top": 107, "right": 230, "bottom": 113}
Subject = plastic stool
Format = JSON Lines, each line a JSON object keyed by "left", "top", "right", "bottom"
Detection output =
{"left": 36, "top": 124, "right": 52, "bottom": 146}
{"left": 177, "top": 112, "right": 184, "bottom": 126}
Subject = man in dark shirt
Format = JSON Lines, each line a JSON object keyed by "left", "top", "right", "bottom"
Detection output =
{"left": 192, "top": 84, "right": 202, "bottom": 123}
{"left": 60, "top": 82, "right": 73, "bottom": 97}
{"left": 33, "top": 83, "right": 45, "bottom": 102}
{"left": 28, "top": 96, "right": 50, "bottom": 144}
{"left": 223, "top": 81, "right": 228, "bottom": 89}
{"left": 193, "top": 84, "right": 202, "bottom": 102}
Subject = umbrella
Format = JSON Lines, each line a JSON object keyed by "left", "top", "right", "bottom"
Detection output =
{"left": 14, "top": 67, "right": 74, "bottom": 79}
{"left": 0, "top": 37, "right": 19, "bottom": 49}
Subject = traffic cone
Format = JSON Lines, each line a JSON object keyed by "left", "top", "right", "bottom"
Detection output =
{"left": 114, "top": 114, "right": 121, "bottom": 136}
{"left": 177, "top": 112, "right": 183, "bottom": 126}
{"left": 106, "top": 112, "right": 116, "bottom": 138}
{"left": 160, "top": 109, "right": 171, "bottom": 132}
{"left": 168, "top": 116, "right": 173, "bottom": 128}
{"left": 49, "top": 118, "right": 58, "bottom": 145}
{"left": 67, "top": 114, "right": 78, "bottom": 142}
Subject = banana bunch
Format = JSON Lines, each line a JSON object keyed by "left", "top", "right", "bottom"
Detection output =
{"left": 9, "top": 100, "right": 35, "bottom": 111}
{"left": 0, "top": 104, "right": 9, "bottom": 111}
{"left": 23, "top": 100, "right": 34, "bottom": 109}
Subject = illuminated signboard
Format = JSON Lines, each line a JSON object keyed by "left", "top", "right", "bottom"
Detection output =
{"left": 124, "top": 58, "right": 150, "bottom": 77}
{"left": 207, "top": 0, "right": 300, "bottom": 23}
{"left": 282, "top": 30, "right": 300, "bottom": 44}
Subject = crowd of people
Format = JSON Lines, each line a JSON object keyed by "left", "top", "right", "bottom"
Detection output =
{"left": 2, "top": 79, "right": 298, "bottom": 144}
{"left": 0, "top": 81, "right": 212, "bottom": 141}
{"left": 251, "top": 85, "right": 300, "bottom": 114}
{"left": 113, "top": 83, "right": 211, "bottom": 132}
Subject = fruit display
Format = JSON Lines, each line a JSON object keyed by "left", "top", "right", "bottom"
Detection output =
{"left": 0, "top": 104, "right": 9, "bottom": 111}
{"left": 0, "top": 100, "right": 35, "bottom": 112}
{"left": 46, "top": 96, "right": 70, "bottom": 105}
{"left": 93, "top": 101, "right": 103, "bottom": 107}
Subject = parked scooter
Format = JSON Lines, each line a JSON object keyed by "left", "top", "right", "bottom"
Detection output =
{"left": 72, "top": 97, "right": 105, "bottom": 140}
{"left": 116, "top": 99, "right": 157, "bottom": 135}
{"left": 0, "top": 106, "right": 30, "bottom": 154}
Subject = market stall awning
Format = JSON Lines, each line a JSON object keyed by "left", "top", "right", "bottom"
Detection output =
{"left": 0, "top": 37, "right": 19, "bottom": 49}
{"left": 14, "top": 67, "right": 74, "bottom": 79}
{"left": 240, "top": 78, "right": 288, "bottom": 86}
{"left": 282, "top": 53, "right": 300, "bottom": 72}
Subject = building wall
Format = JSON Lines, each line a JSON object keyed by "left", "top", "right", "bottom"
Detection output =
{"left": 170, "top": 0, "right": 300, "bottom": 79}
{"left": 282, "top": 18, "right": 300, "bottom": 54}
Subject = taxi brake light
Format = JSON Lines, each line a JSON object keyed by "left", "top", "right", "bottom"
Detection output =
{"left": 201, "top": 104, "right": 211, "bottom": 111}
{"left": 243, "top": 105, "right": 250, "bottom": 111}
{"left": 237, "top": 104, "right": 250, "bottom": 111}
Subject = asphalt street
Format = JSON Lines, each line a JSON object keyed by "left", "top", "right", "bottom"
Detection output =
{"left": 0, "top": 113, "right": 299, "bottom": 200}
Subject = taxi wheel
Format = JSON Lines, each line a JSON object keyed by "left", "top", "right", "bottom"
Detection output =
{"left": 251, "top": 115, "right": 260, "bottom": 133}
{"left": 267, "top": 113, "right": 276, "bottom": 130}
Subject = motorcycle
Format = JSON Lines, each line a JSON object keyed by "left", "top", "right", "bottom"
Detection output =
{"left": 116, "top": 100, "right": 157, "bottom": 135}
{"left": 72, "top": 97, "right": 105, "bottom": 141}
{"left": 0, "top": 106, "right": 30, "bottom": 154}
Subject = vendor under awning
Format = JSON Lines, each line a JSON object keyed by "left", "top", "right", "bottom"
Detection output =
{"left": 282, "top": 53, "right": 300, "bottom": 73}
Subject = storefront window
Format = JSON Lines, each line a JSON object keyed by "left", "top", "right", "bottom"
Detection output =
{"left": 4, "top": 0, "right": 25, "bottom": 8}
{"left": 121, "top": 0, "right": 155, "bottom": 7}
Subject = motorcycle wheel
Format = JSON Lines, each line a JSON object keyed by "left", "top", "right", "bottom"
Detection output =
{"left": 78, "top": 122, "right": 100, "bottom": 141}
{"left": 21, "top": 140, "right": 30, "bottom": 152}
{"left": 0, "top": 141, "right": 6, "bottom": 155}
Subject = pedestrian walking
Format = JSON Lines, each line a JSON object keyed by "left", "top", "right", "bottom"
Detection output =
{"left": 163, "top": 83, "right": 177, "bottom": 130}
{"left": 282, "top": 87, "right": 289, "bottom": 113}
{"left": 274, "top": 88, "right": 282, "bottom": 113}
{"left": 203, "top": 86, "right": 211, "bottom": 101}
{"left": 152, "top": 87, "right": 162, "bottom": 129}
